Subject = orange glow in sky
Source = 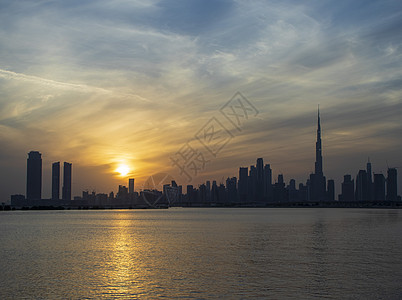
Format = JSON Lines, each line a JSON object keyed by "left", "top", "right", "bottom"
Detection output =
{"left": 1, "top": 1, "right": 401, "bottom": 201}
{"left": 115, "top": 164, "right": 130, "bottom": 177}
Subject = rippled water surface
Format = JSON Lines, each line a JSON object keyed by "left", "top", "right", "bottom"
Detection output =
{"left": 1, "top": 208, "right": 402, "bottom": 299}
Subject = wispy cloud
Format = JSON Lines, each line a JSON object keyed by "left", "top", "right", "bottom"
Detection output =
{"left": 0, "top": 0, "right": 401, "bottom": 200}
{"left": 0, "top": 68, "right": 111, "bottom": 93}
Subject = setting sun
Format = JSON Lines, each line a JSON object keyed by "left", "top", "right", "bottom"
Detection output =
{"left": 115, "top": 164, "right": 130, "bottom": 177}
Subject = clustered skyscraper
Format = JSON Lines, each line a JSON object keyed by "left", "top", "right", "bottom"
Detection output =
{"left": 11, "top": 109, "right": 400, "bottom": 208}
{"left": 181, "top": 108, "right": 399, "bottom": 205}
{"left": 25, "top": 151, "right": 72, "bottom": 202}
{"left": 339, "top": 159, "right": 398, "bottom": 202}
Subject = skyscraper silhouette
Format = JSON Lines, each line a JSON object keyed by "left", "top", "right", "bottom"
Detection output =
{"left": 62, "top": 162, "right": 72, "bottom": 201}
{"left": 366, "top": 158, "right": 373, "bottom": 200}
{"left": 315, "top": 107, "right": 323, "bottom": 176}
{"left": 52, "top": 162, "right": 60, "bottom": 200}
{"left": 374, "top": 173, "right": 386, "bottom": 201}
{"left": 309, "top": 107, "right": 327, "bottom": 201}
{"left": 273, "top": 174, "right": 286, "bottom": 202}
{"left": 129, "top": 178, "right": 135, "bottom": 194}
{"left": 238, "top": 167, "right": 248, "bottom": 202}
{"left": 355, "top": 169, "right": 368, "bottom": 201}
{"left": 264, "top": 164, "right": 272, "bottom": 201}
{"left": 327, "top": 179, "right": 335, "bottom": 201}
{"left": 340, "top": 175, "right": 354, "bottom": 201}
{"left": 26, "top": 151, "right": 42, "bottom": 200}
{"left": 386, "top": 168, "right": 398, "bottom": 201}
{"left": 248, "top": 165, "right": 257, "bottom": 201}
{"left": 226, "top": 177, "right": 237, "bottom": 202}
{"left": 256, "top": 158, "right": 264, "bottom": 201}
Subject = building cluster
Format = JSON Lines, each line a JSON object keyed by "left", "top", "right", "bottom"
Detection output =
{"left": 11, "top": 151, "right": 73, "bottom": 207}
{"left": 73, "top": 179, "right": 184, "bottom": 208}
{"left": 179, "top": 109, "right": 335, "bottom": 205}
{"left": 339, "top": 162, "right": 398, "bottom": 202}
{"left": 10, "top": 109, "right": 400, "bottom": 208}
{"left": 177, "top": 159, "right": 398, "bottom": 206}
{"left": 73, "top": 180, "right": 141, "bottom": 208}
{"left": 177, "top": 109, "right": 399, "bottom": 205}
{"left": 11, "top": 156, "right": 177, "bottom": 208}
{"left": 181, "top": 157, "right": 318, "bottom": 205}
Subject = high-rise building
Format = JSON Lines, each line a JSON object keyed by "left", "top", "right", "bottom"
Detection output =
{"left": 238, "top": 167, "right": 248, "bottom": 203}
{"left": 206, "top": 180, "right": 211, "bottom": 202}
{"left": 288, "top": 179, "right": 298, "bottom": 202}
{"left": 315, "top": 108, "right": 323, "bottom": 176}
{"left": 211, "top": 181, "right": 218, "bottom": 203}
{"left": 186, "top": 185, "right": 194, "bottom": 202}
{"left": 366, "top": 158, "right": 374, "bottom": 200}
{"left": 374, "top": 173, "right": 386, "bottom": 201}
{"left": 256, "top": 158, "right": 264, "bottom": 201}
{"left": 366, "top": 158, "right": 372, "bottom": 183}
{"left": 327, "top": 179, "right": 335, "bottom": 201}
{"left": 129, "top": 178, "right": 135, "bottom": 194}
{"left": 264, "top": 164, "right": 273, "bottom": 201}
{"left": 248, "top": 165, "right": 257, "bottom": 201}
{"left": 355, "top": 170, "right": 368, "bottom": 201}
{"left": 386, "top": 168, "right": 398, "bottom": 201}
{"left": 299, "top": 183, "right": 308, "bottom": 202}
{"left": 273, "top": 174, "right": 286, "bottom": 202}
{"left": 340, "top": 175, "right": 354, "bottom": 201}
{"left": 52, "top": 162, "right": 60, "bottom": 200}
{"left": 309, "top": 107, "right": 327, "bottom": 201}
{"left": 198, "top": 184, "right": 206, "bottom": 202}
{"left": 218, "top": 183, "right": 226, "bottom": 204}
{"left": 117, "top": 185, "right": 128, "bottom": 200}
{"left": 26, "top": 151, "right": 42, "bottom": 200}
{"left": 288, "top": 179, "right": 296, "bottom": 190}
{"left": 62, "top": 162, "right": 72, "bottom": 201}
{"left": 226, "top": 177, "right": 237, "bottom": 202}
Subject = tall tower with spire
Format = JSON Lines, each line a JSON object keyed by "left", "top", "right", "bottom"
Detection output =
{"left": 315, "top": 106, "right": 323, "bottom": 175}
{"left": 309, "top": 106, "right": 327, "bottom": 201}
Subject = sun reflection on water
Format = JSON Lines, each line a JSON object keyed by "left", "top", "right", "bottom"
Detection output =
{"left": 104, "top": 217, "right": 146, "bottom": 297}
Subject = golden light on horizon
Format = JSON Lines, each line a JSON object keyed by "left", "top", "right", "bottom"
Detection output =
{"left": 115, "top": 164, "right": 130, "bottom": 177}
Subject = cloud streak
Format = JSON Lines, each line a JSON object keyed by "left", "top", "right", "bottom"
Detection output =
{"left": 0, "top": 68, "right": 112, "bottom": 92}
{"left": 0, "top": 0, "right": 402, "bottom": 200}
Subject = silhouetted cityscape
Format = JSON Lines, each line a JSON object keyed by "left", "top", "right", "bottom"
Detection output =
{"left": 9, "top": 109, "right": 400, "bottom": 209}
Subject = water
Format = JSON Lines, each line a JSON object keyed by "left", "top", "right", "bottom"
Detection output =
{"left": 1, "top": 208, "right": 402, "bottom": 299}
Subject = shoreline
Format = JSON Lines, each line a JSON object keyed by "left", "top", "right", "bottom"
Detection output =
{"left": 2, "top": 200, "right": 402, "bottom": 211}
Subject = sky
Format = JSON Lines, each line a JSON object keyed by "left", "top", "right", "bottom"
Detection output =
{"left": 1, "top": 0, "right": 402, "bottom": 201}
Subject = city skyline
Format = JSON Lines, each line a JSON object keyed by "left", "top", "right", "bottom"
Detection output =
{"left": 4, "top": 107, "right": 402, "bottom": 202}
{"left": 1, "top": 1, "right": 402, "bottom": 201}
{"left": 2, "top": 3, "right": 402, "bottom": 300}
{"left": 9, "top": 109, "right": 400, "bottom": 206}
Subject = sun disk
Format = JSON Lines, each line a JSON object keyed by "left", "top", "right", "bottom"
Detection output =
{"left": 115, "top": 164, "right": 130, "bottom": 177}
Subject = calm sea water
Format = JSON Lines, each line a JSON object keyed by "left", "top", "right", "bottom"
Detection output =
{"left": 1, "top": 208, "right": 402, "bottom": 299}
